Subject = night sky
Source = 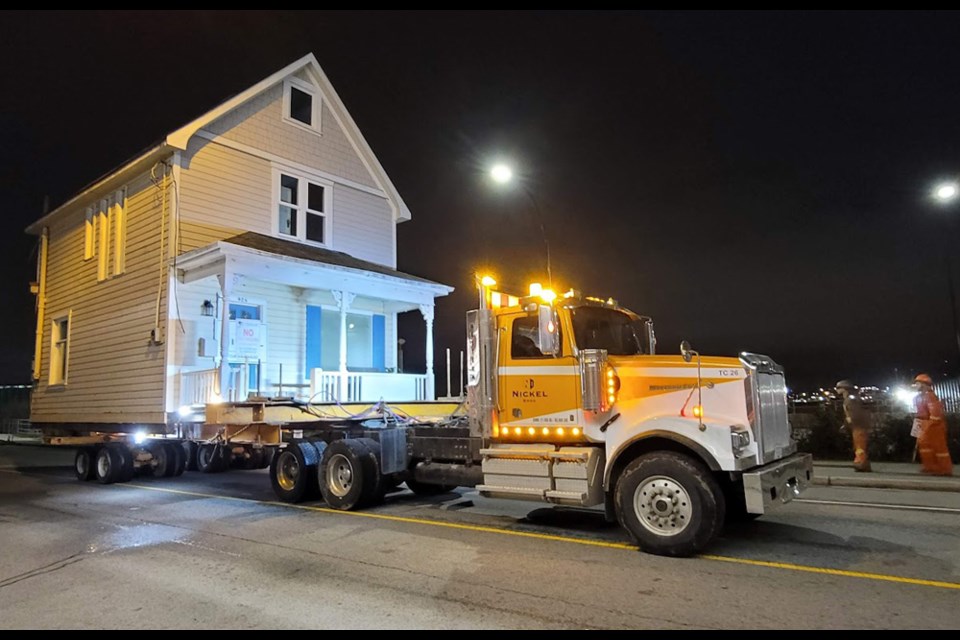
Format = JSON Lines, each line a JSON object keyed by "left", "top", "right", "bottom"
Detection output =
{"left": 2, "top": 11, "right": 958, "bottom": 390}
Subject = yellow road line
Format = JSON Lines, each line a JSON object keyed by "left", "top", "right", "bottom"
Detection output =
{"left": 114, "top": 482, "right": 960, "bottom": 591}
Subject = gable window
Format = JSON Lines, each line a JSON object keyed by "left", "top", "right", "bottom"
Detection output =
{"left": 274, "top": 169, "right": 332, "bottom": 246}
{"left": 49, "top": 314, "right": 71, "bottom": 386}
{"left": 282, "top": 77, "right": 321, "bottom": 133}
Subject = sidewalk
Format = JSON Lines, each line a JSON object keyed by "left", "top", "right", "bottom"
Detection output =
{"left": 812, "top": 459, "right": 960, "bottom": 493}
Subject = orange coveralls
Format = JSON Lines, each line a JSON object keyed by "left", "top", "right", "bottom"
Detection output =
{"left": 914, "top": 390, "right": 954, "bottom": 476}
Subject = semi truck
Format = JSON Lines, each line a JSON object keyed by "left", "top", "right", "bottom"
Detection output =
{"left": 49, "top": 276, "right": 811, "bottom": 557}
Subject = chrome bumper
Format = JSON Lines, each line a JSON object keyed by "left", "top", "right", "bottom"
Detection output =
{"left": 742, "top": 453, "right": 813, "bottom": 514}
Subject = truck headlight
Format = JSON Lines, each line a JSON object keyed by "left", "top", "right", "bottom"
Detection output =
{"left": 730, "top": 426, "right": 750, "bottom": 456}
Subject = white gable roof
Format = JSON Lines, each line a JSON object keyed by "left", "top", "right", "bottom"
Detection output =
{"left": 27, "top": 53, "right": 411, "bottom": 234}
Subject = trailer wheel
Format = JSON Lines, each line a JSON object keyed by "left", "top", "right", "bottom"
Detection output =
{"left": 245, "top": 448, "right": 264, "bottom": 470}
{"left": 151, "top": 443, "right": 174, "bottom": 477}
{"left": 114, "top": 445, "right": 136, "bottom": 482}
{"left": 318, "top": 439, "right": 376, "bottom": 510}
{"left": 167, "top": 442, "right": 187, "bottom": 477}
{"left": 614, "top": 451, "right": 725, "bottom": 557}
{"left": 94, "top": 446, "right": 122, "bottom": 484}
{"left": 404, "top": 478, "right": 456, "bottom": 496}
{"left": 197, "top": 443, "right": 229, "bottom": 473}
{"left": 259, "top": 446, "right": 276, "bottom": 470}
{"left": 354, "top": 438, "right": 385, "bottom": 505}
{"left": 74, "top": 448, "right": 95, "bottom": 481}
{"left": 182, "top": 441, "right": 199, "bottom": 472}
{"left": 270, "top": 441, "right": 320, "bottom": 503}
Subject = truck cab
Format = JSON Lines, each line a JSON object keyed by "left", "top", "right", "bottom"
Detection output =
{"left": 471, "top": 281, "right": 812, "bottom": 556}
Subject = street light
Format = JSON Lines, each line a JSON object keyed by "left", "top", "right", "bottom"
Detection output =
{"left": 929, "top": 180, "right": 960, "bottom": 371}
{"left": 489, "top": 163, "right": 553, "bottom": 287}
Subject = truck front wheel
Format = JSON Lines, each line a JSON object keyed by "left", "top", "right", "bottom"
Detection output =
{"left": 614, "top": 451, "right": 725, "bottom": 557}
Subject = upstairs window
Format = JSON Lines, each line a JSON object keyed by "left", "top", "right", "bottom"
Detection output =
{"left": 282, "top": 77, "right": 321, "bottom": 133}
{"left": 275, "top": 169, "right": 332, "bottom": 246}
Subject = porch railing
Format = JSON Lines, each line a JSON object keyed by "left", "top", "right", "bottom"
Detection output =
{"left": 179, "top": 367, "right": 249, "bottom": 406}
{"left": 309, "top": 370, "right": 431, "bottom": 403}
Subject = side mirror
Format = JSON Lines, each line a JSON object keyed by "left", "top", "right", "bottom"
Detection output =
{"left": 680, "top": 340, "right": 693, "bottom": 363}
{"left": 537, "top": 305, "right": 560, "bottom": 356}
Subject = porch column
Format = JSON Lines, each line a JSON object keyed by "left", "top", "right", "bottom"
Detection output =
{"left": 216, "top": 265, "right": 233, "bottom": 402}
{"left": 419, "top": 303, "right": 435, "bottom": 400}
{"left": 332, "top": 291, "right": 355, "bottom": 375}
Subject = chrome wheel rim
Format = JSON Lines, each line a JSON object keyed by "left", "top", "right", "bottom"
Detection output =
{"left": 326, "top": 453, "right": 353, "bottom": 498}
{"left": 97, "top": 452, "right": 110, "bottom": 479}
{"left": 276, "top": 451, "right": 300, "bottom": 491}
{"left": 634, "top": 475, "right": 693, "bottom": 537}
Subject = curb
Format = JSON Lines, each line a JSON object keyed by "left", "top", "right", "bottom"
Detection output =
{"left": 813, "top": 475, "right": 960, "bottom": 493}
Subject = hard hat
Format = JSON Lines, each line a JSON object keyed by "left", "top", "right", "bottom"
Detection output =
{"left": 835, "top": 379, "right": 855, "bottom": 390}
{"left": 914, "top": 373, "right": 933, "bottom": 386}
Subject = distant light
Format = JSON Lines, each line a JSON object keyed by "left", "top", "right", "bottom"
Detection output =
{"left": 133, "top": 431, "right": 147, "bottom": 445}
{"left": 348, "top": 323, "right": 355, "bottom": 330}
{"left": 529, "top": 282, "right": 543, "bottom": 297}
{"left": 491, "top": 164, "right": 513, "bottom": 184}
{"left": 540, "top": 289, "right": 557, "bottom": 303}
{"left": 933, "top": 181, "right": 959, "bottom": 203}
{"left": 177, "top": 405, "right": 192, "bottom": 417}
{"left": 480, "top": 275, "right": 497, "bottom": 287}
{"left": 894, "top": 387, "right": 917, "bottom": 408}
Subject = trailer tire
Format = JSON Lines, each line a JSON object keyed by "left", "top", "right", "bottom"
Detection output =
{"left": 405, "top": 478, "right": 456, "bottom": 496}
{"left": 114, "top": 445, "right": 136, "bottom": 482}
{"left": 197, "top": 443, "right": 229, "bottom": 473}
{"left": 270, "top": 441, "right": 320, "bottom": 503}
{"left": 614, "top": 451, "right": 725, "bottom": 557}
{"left": 318, "top": 439, "right": 376, "bottom": 510}
{"left": 167, "top": 442, "right": 187, "bottom": 477}
{"left": 151, "top": 442, "right": 174, "bottom": 477}
{"left": 245, "top": 448, "right": 264, "bottom": 470}
{"left": 74, "top": 448, "right": 95, "bottom": 481}
{"left": 182, "top": 441, "right": 199, "bottom": 472}
{"left": 259, "top": 446, "right": 276, "bottom": 470}
{"left": 94, "top": 446, "right": 122, "bottom": 484}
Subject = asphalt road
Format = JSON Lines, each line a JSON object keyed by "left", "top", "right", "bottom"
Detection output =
{"left": 1, "top": 444, "right": 958, "bottom": 629}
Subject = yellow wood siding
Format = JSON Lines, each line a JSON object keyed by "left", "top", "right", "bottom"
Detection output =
{"left": 31, "top": 168, "right": 170, "bottom": 424}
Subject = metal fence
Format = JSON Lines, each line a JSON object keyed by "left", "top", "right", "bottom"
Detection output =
{"left": 933, "top": 377, "right": 960, "bottom": 414}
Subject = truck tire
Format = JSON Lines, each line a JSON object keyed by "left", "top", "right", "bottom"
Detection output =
{"left": 182, "top": 441, "right": 199, "bottom": 472}
{"left": 167, "top": 442, "right": 187, "bottom": 477}
{"left": 74, "top": 448, "right": 95, "bottom": 481}
{"left": 94, "top": 446, "right": 122, "bottom": 485}
{"left": 259, "top": 446, "right": 276, "bottom": 470}
{"left": 151, "top": 442, "right": 174, "bottom": 477}
{"left": 614, "top": 451, "right": 725, "bottom": 557}
{"left": 270, "top": 441, "right": 320, "bottom": 503}
{"left": 354, "top": 438, "right": 385, "bottom": 505}
{"left": 245, "top": 448, "right": 264, "bottom": 470}
{"left": 197, "top": 443, "right": 229, "bottom": 473}
{"left": 318, "top": 439, "right": 377, "bottom": 510}
{"left": 113, "top": 445, "right": 136, "bottom": 482}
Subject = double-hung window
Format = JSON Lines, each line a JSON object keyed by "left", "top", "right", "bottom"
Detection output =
{"left": 275, "top": 170, "right": 332, "bottom": 246}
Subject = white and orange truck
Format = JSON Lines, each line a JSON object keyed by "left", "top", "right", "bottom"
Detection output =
{"left": 55, "top": 276, "right": 811, "bottom": 557}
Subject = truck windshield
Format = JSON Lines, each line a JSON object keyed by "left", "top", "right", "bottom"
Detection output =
{"left": 570, "top": 306, "right": 650, "bottom": 355}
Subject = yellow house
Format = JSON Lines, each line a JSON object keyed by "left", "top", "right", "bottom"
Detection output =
{"left": 26, "top": 54, "right": 452, "bottom": 432}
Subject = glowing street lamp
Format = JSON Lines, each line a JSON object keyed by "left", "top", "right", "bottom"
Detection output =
{"left": 932, "top": 181, "right": 959, "bottom": 204}
{"left": 490, "top": 164, "right": 513, "bottom": 184}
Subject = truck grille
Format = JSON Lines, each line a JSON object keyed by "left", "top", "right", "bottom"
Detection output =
{"left": 741, "top": 353, "right": 795, "bottom": 464}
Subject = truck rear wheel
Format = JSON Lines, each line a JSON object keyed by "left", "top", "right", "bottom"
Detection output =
{"left": 614, "top": 451, "right": 725, "bottom": 557}
{"left": 197, "top": 443, "right": 229, "bottom": 473}
{"left": 74, "top": 448, "right": 95, "bottom": 481}
{"left": 150, "top": 442, "right": 175, "bottom": 477}
{"left": 94, "top": 446, "right": 122, "bottom": 484}
{"left": 182, "top": 441, "right": 199, "bottom": 472}
{"left": 318, "top": 439, "right": 377, "bottom": 510}
{"left": 168, "top": 442, "right": 187, "bottom": 477}
{"left": 270, "top": 441, "right": 320, "bottom": 503}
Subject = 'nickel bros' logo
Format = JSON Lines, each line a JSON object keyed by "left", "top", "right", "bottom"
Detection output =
{"left": 513, "top": 378, "right": 548, "bottom": 401}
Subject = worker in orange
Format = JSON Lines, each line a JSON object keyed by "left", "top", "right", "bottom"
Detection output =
{"left": 912, "top": 374, "right": 954, "bottom": 476}
{"left": 835, "top": 380, "right": 872, "bottom": 472}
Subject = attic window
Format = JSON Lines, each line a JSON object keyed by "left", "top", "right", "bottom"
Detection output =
{"left": 282, "top": 77, "right": 320, "bottom": 133}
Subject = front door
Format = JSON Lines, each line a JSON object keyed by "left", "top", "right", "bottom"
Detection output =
{"left": 498, "top": 312, "right": 582, "bottom": 437}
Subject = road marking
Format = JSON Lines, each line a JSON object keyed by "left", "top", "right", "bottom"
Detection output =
{"left": 115, "top": 482, "right": 960, "bottom": 591}
{"left": 796, "top": 498, "right": 960, "bottom": 514}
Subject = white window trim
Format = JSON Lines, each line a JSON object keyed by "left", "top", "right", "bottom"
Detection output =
{"left": 49, "top": 312, "right": 72, "bottom": 387}
{"left": 281, "top": 76, "right": 322, "bottom": 135}
{"left": 271, "top": 166, "right": 334, "bottom": 248}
